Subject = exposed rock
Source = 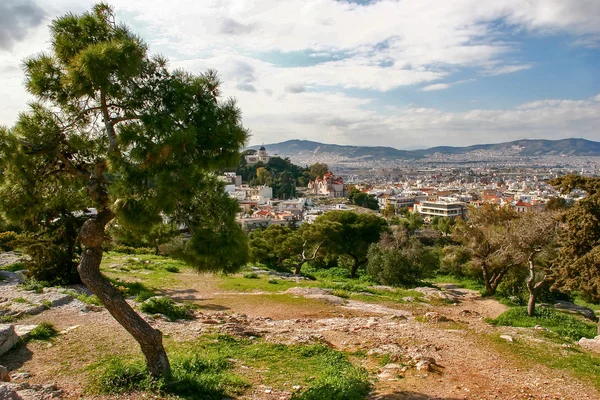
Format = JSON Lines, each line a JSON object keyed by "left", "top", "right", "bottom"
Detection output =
{"left": 578, "top": 336, "right": 600, "bottom": 353}
{"left": 0, "top": 384, "right": 19, "bottom": 400}
{"left": 540, "top": 301, "right": 598, "bottom": 322}
{"left": 423, "top": 312, "right": 450, "bottom": 323}
{"left": 0, "top": 325, "right": 19, "bottom": 356}
{"left": 0, "top": 365, "right": 9, "bottom": 382}
{"left": 14, "top": 325, "right": 38, "bottom": 341}
{"left": 10, "top": 373, "right": 30, "bottom": 380}
{"left": 0, "top": 271, "right": 25, "bottom": 285}
{"left": 500, "top": 335, "right": 514, "bottom": 342}
{"left": 459, "top": 310, "right": 480, "bottom": 317}
{"left": 413, "top": 287, "right": 457, "bottom": 302}
{"left": 402, "top": 296, "right": 415, "bottom": 302}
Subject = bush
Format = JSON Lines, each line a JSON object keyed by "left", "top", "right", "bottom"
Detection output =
{"left": 243, "top": 272, "right": 259, "bottom": 279}
{"left": 112, "top": 245, "right": 155, "bottom": 255}
{"left": 164, "top": 265, "right": 180, "bottom": 273}
{"left": 0, "top": 231, "right": 17, "bottom": 251}
{"left": 366, "top": 240, "right": 438, "bottom": 286}
{"left": 490, "top": 307, "right": 597, "bottom": 341}
{"left": 28, "top": 322, "right": 58, "bottom": 341}
{"left": 140, "top": 297, "right": 191, "bottom": 321}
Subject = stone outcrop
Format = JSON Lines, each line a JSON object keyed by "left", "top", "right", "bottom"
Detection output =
{"left": 0, "top": 325, "right": 19, "bottom": 356}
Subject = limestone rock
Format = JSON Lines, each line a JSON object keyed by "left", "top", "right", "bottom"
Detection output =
{"left": 540, "top": 301, "right": 598, "bottom": 322}
{"left": 500, "top": 335, "right": 514, "bottom": 342}
{"left": 0, "top": 325, "right": 19, "bottom": 356}
{"left": 423, "top": 312, "right": 450, "bottom": 323}
{"left": 0, "top": 384, "right": 19, "bottom": 400}
{"left": 578, "top": 336, "right": 600, "bottom": 353}
{"left": 14, "top": 325, "right": 39, "bottom": 341}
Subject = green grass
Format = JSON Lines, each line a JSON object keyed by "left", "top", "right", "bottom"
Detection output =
{"left": 0, "top": 261, "right": 28, "bottom": 272}
{"left": 140, "top": 297, "right": 191, "bottom": 321}
{"left": 486, "top": 333, "right": 600, "bottom": 389}
{"left": 108, "top": 279, "right": 157, "bottom": 302}
{"left": 18, "top": 278, "right": 50, "bottom": 293}
{"left": 87, "top": 334, "right": 370, "bottom": 400}
{"left": 12, "top": 297, "right": 30, "bottom": 304}
{"left": 61, "top": 289, "right": 102, "bottom": 306}
{"left": 489, "top": 307, "right": 597, "bottom": 341}
{"left": 28, "top": 322, "right": 58, "bottom": 341}
{"left": 428, "top": 274, "right": 485, "bottom": 292}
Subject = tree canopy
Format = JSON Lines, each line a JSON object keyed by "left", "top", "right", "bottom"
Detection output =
{"left": 313, "top": 211, "right": 388, "bottom": 278}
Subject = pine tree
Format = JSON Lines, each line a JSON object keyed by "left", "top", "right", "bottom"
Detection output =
{"left": 0, "top": 3, "right": 248, "bottom": 378}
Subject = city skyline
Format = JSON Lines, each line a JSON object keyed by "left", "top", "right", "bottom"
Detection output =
{"left": 1, "top": 0, "right": 599, "bottom": 149}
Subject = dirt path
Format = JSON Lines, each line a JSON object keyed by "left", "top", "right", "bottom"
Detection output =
{"left": 2, "top": 275, "right": 599, "bottom": 400}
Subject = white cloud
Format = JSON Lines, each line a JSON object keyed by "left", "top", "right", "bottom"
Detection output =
{"left": 421, "top": 83, "right": 451, "bottom": 92}
{"left": 0, "top": 0, "right": 598, "bottom": 149}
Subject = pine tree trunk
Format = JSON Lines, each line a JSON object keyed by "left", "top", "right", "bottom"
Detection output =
{"left": 78, "top": 217, "right": 171, "bottom": 379}
{"left": 294, "top": 262, "right": 302, "bottom": 275}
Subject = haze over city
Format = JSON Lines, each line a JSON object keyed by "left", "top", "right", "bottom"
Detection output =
{"left": 1, "top": 0, "right": 600, "bottom": 149}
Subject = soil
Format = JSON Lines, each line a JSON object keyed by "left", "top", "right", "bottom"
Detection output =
{"left": 1, "top": 269, "right": 599, "bottom": 400}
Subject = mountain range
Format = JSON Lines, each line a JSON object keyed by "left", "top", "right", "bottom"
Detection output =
{"left": 249, "top": 138, "right": 600, "bottom": 162}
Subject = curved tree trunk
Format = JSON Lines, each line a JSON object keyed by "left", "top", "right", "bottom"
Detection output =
{"left": 78, "top": 213, "right": 171, "bottom": 379}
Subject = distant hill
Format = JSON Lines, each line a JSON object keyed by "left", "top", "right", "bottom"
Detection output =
{"left": 250, "top": 138, "right": 600, "bottom": 162}
{"left": 248, "top": 140, "right": 417, "bottom": 161}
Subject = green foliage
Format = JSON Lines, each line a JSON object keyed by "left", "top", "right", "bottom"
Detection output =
{"left": 243, "top": 272, "right": 260, "bottom": 279}
{"left": 0, "top": 231, "right": 17, "bottom": 251}
{"left": 490, "top": 307, "right": 597, "bottom": 341}
{"left": 140, "top": 297, "right": 191, "bottom": 321}
{"left": 0, "top": 261, "right": 28, "bottom": 272}
{"left": 28, "top": 322, "right": 58, "bottom": 341}
{"left": 16, "top": 212, "right": 85, "bottom": 285}
{"left": 439, "top": 245, "right": 478, "bottom": 279}
{"left": 366, "top": 227, "right": 439, "bottom": 286}
{"left": 18, "top": 278, "right": 50, "bottom": 293}
{"left": 549, "top": 175, "right": 600, "bottom": 302}
{"left": 111, "top": 245, "right": 155, "bottom": 255}
{"left": 308, "top": 163, "right": 329, "bottom": 180}
{"left": 236, "top": 155, "right": 309, "bottom": 199}
{"left": 89, "top": 335, "right": 368, "bottom": 399}
{"left": 313, "top": 211, "right": 388, "bottom": 278}
{"left": 62, "top": 289, "right": 102, "bottom": 306}
{"left": 347, "top": 188, "right": 379, "bottom": 210}
{"left": 431, "top": 216, "right": 455, "bottom": 236}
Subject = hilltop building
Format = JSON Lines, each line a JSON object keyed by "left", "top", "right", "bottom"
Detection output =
{"left": 245, "top": 146, "right": 271, "bottom": 166}
{"left": 308, "top": 172, "right": 347, "bottom": 198}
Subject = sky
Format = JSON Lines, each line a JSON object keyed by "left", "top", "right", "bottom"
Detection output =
{"left": 1, "top": 0, "right": 599, "bottom": 150}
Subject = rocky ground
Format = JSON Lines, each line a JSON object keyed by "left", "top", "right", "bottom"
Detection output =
{"left": 1, "top": 254, "right": 599, "bottom": 400}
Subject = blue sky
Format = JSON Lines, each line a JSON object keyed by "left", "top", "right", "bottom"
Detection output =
{"left": 1, "top": 0, "right": 600, "bottom": 149}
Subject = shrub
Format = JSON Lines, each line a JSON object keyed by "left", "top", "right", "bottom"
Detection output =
{"left": 112, "top": 245, "right": 155, "bottom": 255}
{"left": 164, "top": 265, "right": 180, "bottom": 273}
{"left": 267, "top": 278, "right": 279, "bottom": 284}
{"left": 28, "top": 322, "right": 58, "bottom": 341}
{"left": 366, "top": 240, "right": 438, "bottom": 286}
{"left": 140, "top": 297, "right": 191, "bottom": 321}
{"left": 0, "top": 231, "right": 17, "bottom": 251}
{"left": 243, "top": 272, "right": 259, "bottom": 279}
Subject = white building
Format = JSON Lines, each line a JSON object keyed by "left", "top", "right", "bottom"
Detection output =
{"left": 245, "top": 146, "right": 271, "bottom": 166}
{"left": 414, "top": 201, "right": 467, "bottom": 220}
